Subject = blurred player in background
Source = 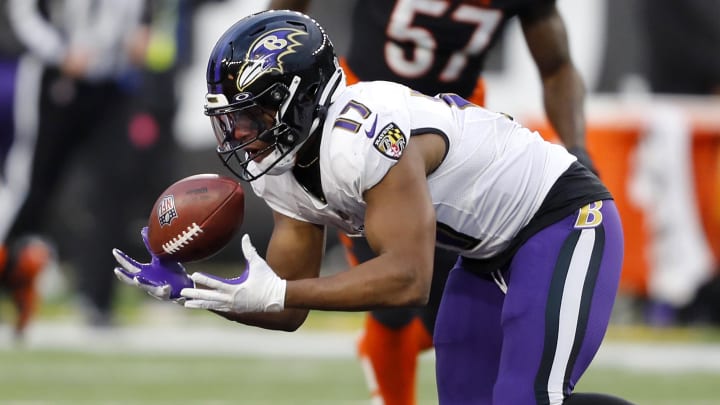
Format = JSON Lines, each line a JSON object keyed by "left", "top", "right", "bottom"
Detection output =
{"left": 1, "top": 0, "right": 150, "bottom": 335}
{"left": 630, "top": 0, "right": 720, "bottom": 326}
{"left": 0, "top": 0, "right": 39, "bottom": 340}
{"left": 69, "top": 0, "right": 225, "bottom": 327}
{"left": 66, "top": 0, "right": 194, "bottom": 327}
{"left": 114, "top": 10, "right": 631, "bottom": 404}
{"left": 269, "top": 1, "right": 595, "bottom": 403}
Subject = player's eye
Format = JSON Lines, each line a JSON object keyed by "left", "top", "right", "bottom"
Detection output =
{"left": 230, "top": 108, "right": 269, "bottom": 139}
{"left": 233, "top": 115, "right": 262, "bottom": 136}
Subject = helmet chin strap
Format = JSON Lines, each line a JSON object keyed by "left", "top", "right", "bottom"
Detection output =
{"left": 278, "top": 75, "right": 302, "bottom": 120}
{"left": 309, "top": 67, "right": 346, "bottom": 135}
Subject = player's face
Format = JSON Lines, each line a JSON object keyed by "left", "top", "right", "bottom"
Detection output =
{"left": 212, "top": 106, "right": 277, "bottom": 162}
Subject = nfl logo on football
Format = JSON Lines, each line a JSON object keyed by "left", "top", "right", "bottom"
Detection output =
{"left": 157, "top": 195, "right": 178, "bottom": 227}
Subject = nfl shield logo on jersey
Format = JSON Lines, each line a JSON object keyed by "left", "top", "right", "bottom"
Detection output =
{"left": 157, "top": 195, "right": 178, "bottom": 227}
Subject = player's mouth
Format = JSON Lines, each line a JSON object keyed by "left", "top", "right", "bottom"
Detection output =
{"left": 245, "top": 145, "right": 273, "bottom": 162}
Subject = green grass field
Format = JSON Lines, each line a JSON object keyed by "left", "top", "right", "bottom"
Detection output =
{"left": 1, "top": 288, "right": 719, "bottom": 404}
{"left": 0, "top": 346, "right": 718, "bottom": 404}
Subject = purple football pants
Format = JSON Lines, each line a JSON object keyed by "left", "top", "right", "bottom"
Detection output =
{"left": 434, "top": 200, "right": 624, "bottom": 405}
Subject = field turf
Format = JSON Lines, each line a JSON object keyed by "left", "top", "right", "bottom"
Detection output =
{"left": 1, "top": 288, "right": 719, "bottom": 404}
{"left": 0, "top": 347, "right": 718, "bottom": 404}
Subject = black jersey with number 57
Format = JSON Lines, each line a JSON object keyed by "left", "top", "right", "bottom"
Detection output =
{"left": 346, "top": 0, "right": 553, "bottom": 97}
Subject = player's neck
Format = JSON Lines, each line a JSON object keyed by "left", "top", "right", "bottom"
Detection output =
{"left": 292, "top": 131, "right": 325, "bottom": 203}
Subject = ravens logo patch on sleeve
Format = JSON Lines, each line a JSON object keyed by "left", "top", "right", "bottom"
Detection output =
{"left": 373, "top": 122, "right": 407, "bottom": 160}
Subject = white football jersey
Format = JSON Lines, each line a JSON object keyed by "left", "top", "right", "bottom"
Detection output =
{"left": 251, "top": 81, "right": 576, "bottom": 259}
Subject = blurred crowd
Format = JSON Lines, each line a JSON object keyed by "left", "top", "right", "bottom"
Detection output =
{"left": 0, "top": 0, "right": 719, "bottom": 338}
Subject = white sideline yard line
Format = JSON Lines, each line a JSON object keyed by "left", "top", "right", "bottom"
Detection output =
{"left": 3, "top": 321, "right": 720, "bottom": 373}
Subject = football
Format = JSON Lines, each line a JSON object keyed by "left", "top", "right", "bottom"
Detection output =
{"left": 147, "top": 173, "right": 245, "bottom": 262}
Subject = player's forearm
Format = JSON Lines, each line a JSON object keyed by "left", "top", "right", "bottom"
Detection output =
{"left": 215, "top": 308, "right": 310, "bottom": 331}
{"left": 284, "top": 253, "right": 432, "bottom": 311}
{"left": 542, "top": 63, "right": 586, "bottom": 149}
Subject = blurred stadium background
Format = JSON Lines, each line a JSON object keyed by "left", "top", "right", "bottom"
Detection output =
{"left": 2, "top": 0, "right": 720, "bottom": 403}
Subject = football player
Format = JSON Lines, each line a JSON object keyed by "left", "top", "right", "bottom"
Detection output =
{"left": 267, "top": 0, "right": 596, "bottom": 403}
{"left": 114, "top": 10, "right": 632, "bottom": 404}
{"left": 3, "top": 0, "right": 158, "bottom": 332}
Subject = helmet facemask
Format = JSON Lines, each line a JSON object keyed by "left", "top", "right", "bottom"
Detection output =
{"left": 206, "top": 80, "right": 302, "bottom": 181}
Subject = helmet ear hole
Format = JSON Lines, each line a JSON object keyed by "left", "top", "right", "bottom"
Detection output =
{"left": 279, "top": 130, "right": 297, "bottom": 146}
{"left": 268, "top": 84, "right": 290, "bottom": 106}
{"left": 271, "top": 88, "right": 285, "bottom": 102}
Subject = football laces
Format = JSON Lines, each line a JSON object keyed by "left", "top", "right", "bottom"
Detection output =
{"left": 162, "top": 223, "right": 204, "bottom": 254}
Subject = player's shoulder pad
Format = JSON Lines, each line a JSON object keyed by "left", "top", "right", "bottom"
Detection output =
{"left": 321, "top": 81, "right": 413, "bottom": 194}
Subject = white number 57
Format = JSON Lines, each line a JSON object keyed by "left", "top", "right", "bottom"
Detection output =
{"left": 384, "top": 0, "right": 502, "bottom": 82}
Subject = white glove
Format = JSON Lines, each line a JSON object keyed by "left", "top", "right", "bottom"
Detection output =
{"left": 181, "top": 234, "right": 287, "bottom": 312}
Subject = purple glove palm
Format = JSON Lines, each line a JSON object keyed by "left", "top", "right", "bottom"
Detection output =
{"left": 113, "top": 227, "right": 193, "bottom": 302}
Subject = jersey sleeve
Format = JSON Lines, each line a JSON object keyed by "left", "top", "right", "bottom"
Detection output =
{"left": 249, "top": 174, "right": 312, "bottom": 223}
{"left": 323, "top": 82, "right": 414, "bottom": 200}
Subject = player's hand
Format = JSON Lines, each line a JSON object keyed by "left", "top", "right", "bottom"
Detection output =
{"left": 113, "top": 227, "right": 194, "bottom": 303}
{"left": 181, "top": 234, "right": 286, "bottom": 313}
{"left": 568, "top": 146, "right": 599, "bottom": 177}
